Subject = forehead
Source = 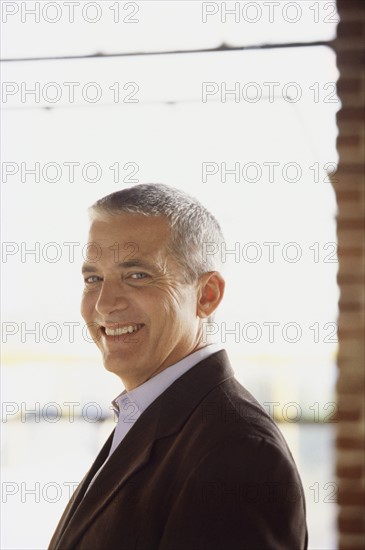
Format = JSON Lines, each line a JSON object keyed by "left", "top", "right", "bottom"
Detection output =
{"left": 87, "top": 213, "right": 171, "bottom": 256}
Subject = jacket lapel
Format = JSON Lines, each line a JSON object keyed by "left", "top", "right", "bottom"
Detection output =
{"left": 51, "top": 404, "right": 160, "bottom": 550}
{"left": 49, "top": 430, "right": 114, "bottom": 549}
{"left": 52, "top": 350, "right": 234, "bottom": 549}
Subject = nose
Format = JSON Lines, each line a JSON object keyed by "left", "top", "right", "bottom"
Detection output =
{"left": 95, "top": 279, "right": 129, "bottom": 317}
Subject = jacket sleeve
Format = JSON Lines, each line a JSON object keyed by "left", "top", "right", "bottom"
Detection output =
{"left": 158, "top": 436, "right": 308, "bottom": 550}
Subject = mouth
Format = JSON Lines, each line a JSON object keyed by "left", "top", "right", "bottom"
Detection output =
{"left": 99, "top": 323, "right": 145, "bottom": 342}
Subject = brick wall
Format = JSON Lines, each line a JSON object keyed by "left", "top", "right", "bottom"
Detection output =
{"left": 334, "top": 1, "right": 365, "bottom": 548}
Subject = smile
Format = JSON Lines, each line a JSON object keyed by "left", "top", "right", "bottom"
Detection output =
{"left": 103, "top": 324, "right": 144, "bottom": 336}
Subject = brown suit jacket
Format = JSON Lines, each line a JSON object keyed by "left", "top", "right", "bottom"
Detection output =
{"left": 49, "top": 350, "right": 308, "bottom": 550}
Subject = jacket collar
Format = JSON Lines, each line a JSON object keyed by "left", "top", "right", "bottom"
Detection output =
{"left": 51, "top": 349, "right": 233, "bottom": 549}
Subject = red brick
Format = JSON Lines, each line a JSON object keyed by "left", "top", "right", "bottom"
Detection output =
{"left": 337, "top": 464, "right": 364, "bottom": 478}
{"left": 338, "top": 533, "right": 365, "bottom": 550}
{"left": 337, "top": 487, "right": 365, "bottom": 506}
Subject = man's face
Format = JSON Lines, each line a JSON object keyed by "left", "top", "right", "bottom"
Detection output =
{"left": 81, "top": 214, "right": 203, "bottom": 389}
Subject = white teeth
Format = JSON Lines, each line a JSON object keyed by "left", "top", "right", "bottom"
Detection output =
{"left": 104, "top": 324, "right": 140, "bottom": 336}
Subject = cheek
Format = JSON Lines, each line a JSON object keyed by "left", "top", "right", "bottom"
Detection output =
{"left": 80, "top": 292, "right": 94, "bottom": 320}
{"left": 161, "top": 290, "right": 197, "bottom": 321}
{"left": 157, "top": 292, "right": 181, "bottom": 318}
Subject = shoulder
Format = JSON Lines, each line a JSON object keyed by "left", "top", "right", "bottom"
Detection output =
{"left": 198, "top": 376, "right": 291, "bottom": 455}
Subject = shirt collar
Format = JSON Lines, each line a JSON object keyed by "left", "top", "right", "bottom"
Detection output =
{"left": 111, "top": 343, "right": 223, "bottom": 417}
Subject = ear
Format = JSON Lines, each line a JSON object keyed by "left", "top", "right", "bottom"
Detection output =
{"left": 196, "top": 271, "right": 225, "bottom": 319}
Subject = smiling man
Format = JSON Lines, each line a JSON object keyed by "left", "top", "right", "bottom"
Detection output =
{"left": 80, "top": 213, "right": 217, "bottom": 389}
{"left": 49, "top": 183, "right": 307, "bottom": 550}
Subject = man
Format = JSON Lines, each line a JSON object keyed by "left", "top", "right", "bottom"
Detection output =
{"left": 49, "top": 183, "right": 308, "bottom": 550}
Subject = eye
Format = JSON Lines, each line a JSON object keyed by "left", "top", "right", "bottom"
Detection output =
{"left": 129, "top": 272, "right": 148, "bottom": 280}
{"left": 84, "top": 275, "right": 102, "bottom": 284}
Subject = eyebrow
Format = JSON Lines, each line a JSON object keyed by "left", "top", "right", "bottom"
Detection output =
{"left": 81, "top": 259, "right": 158, "bottom": 274}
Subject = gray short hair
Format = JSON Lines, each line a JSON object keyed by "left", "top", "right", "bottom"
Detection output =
{"left": 88, "top": 183, "right": 225, "bottom": 283}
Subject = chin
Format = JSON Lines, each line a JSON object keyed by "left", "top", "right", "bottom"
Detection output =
{"left": 104, "top": 358, "right": 125, "bottom": 373}
{"left": 103, "top": 356, "right": 136, "bottom": 379}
